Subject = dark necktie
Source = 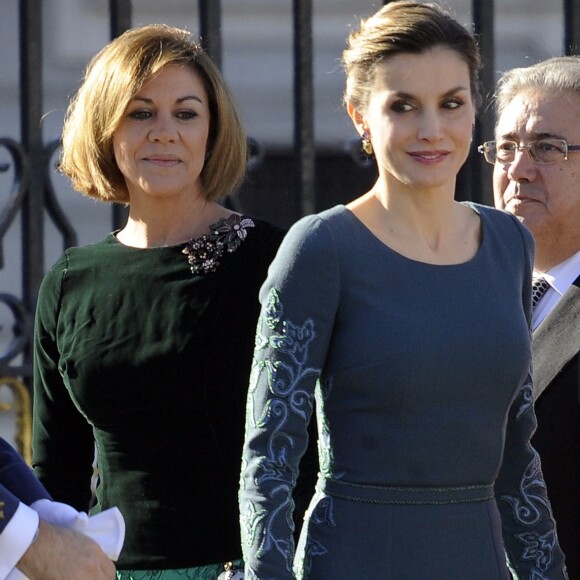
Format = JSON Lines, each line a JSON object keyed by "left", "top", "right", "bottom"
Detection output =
{"left": 531, "top": 275, "right": 550, "bottom": 309}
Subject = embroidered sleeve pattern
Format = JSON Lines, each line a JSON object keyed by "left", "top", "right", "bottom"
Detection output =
{"left": 496, "top": 371, "right": 568, "bottom": 579}
{"left": 241, "top": 288, "right": 320, "bottom": 580}
{"left": 239, "top": 213, "right": 340, "bottom": 579}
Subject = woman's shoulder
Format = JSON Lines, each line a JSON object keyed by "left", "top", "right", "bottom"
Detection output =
{"left": 294, "top": 204, "right": 350, "bottom": 226}
{"left": 245, "top": 216, "right": 286, "bottom": 245}
{"left": 47, "top": 235, "right": 113, "bottom": 271}
{"left": 463, "top": 202, "right": 534, "bottom": 271}
{"left": 463, "top": 202, "right": 533, "bottom": 246}
{"left": 237, "top": 216, "right": 286, "bottom": 267}
{"left": 37, "top": 237, "right": 114, "bottom": 307}
{"left": 284, "top": 205, "right": 351, "bottom": 242}
{"left": 267, "top": 206, "right": 350, "bottom": 274}
{"left": 463, "top": 201, "right": 517, "bottom": 226}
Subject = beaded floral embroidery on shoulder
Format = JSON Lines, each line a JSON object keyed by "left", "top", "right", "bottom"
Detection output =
{"left": 182, "top": 214, "right": 255, "bottom": 274}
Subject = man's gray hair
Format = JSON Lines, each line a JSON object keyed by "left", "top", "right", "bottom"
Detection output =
{"left": 495, "top": 55, "right": 580, "bottom": 118}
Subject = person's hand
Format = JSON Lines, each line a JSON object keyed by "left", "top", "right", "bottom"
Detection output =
{"left": 16, "top": 519, "right": 116, "bottom": 579}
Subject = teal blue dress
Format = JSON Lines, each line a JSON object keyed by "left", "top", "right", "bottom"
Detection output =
{"left": 239, "top": 204, "right": 568, "bottom": 579}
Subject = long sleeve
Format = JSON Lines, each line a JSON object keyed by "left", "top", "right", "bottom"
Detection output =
{"left": 0, "top": 438, "right": 49, "bottom": 578}
{"left": 31, "top": 255, "right": 95, "bottom": 511}
{"left": 495, "top": 215, "right": 568, "bottom": 578}
{"left": 496, "top": 373, "right": 567, "bottom": 578}
{"left": 239, "top": 215, "right": 340, "bottom": 580}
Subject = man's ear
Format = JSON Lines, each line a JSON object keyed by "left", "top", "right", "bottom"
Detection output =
{"left": 347, "top": 102, "right": 366, "bottom": 135}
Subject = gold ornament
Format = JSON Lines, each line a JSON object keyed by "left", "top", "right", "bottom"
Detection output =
{"left": 361, "top": 132, "right": 373, "bottom": 155}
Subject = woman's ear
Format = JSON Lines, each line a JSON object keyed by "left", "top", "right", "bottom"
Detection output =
{"left": 347, "top": 102, "right": 366, "bottom": 136}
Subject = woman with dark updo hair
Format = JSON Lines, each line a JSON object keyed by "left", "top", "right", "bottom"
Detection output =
{"left": 239, "top": 3, "right": 567, "bottom": 578}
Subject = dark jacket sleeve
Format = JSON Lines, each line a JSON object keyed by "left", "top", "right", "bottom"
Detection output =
{"left": 0, "top": 437, "right": 51, "bottom": 534}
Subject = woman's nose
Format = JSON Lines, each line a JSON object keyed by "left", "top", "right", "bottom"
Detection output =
{"left": 417, "top": 110, "right": 444, "bottom": 141}
{"left": 148, "top": 114, "right": 176, "bottom": 142}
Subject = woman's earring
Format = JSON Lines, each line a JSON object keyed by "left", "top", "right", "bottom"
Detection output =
{"left": 361, "top": 131, "right": 373, "bottom": 155}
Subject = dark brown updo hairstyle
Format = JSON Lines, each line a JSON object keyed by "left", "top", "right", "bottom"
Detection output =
{"left": 342, "top": 1, "right": 482, "bottom": 114}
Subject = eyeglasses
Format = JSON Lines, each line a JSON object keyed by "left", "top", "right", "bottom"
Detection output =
{"left": 478, "top": 139, "right": 580, "bottom": 165}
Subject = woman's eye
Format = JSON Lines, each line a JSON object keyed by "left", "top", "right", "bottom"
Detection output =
{"left": 391, "top": 101, "right": 413, "bottom": 113}
{"left": 443, "top": 99, "right": 463, "bottom": 110}
{"left": 128, "top": 110, "right": 152, "bottom": 120}
{"left": 176, "top": 111, "right": 197, "bottom": 120}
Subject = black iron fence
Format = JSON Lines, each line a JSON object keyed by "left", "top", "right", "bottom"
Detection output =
{"left": 1, "top": 0, "right": 580, "bottom": 423}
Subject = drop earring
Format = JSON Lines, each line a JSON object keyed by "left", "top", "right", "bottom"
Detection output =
{"left": 361, "top": 131, "right": 373, "bottom": 155}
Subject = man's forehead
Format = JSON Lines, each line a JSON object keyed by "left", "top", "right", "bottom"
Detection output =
{"left": 496, "top": 90, "right": 580, "bottom": 138}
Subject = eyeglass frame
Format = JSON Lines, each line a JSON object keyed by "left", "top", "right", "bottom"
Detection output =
{"left": 477, "top": 138, "right": 580, "bottom": 165}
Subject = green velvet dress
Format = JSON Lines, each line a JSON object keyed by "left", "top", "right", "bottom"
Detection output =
{"left": 32, "top": 215, "right": 284, "bottom": 576}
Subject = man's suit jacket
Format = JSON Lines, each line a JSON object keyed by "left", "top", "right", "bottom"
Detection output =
{"left": 532, "top": 274, "right": 580, "bottom": 578}
{"left": 0, "top": 437, "right": 50, "bottom": 536}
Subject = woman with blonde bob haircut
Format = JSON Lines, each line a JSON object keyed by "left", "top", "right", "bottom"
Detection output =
{"left": 60, "top": 23, "right": 246, "bottom": 204}
{"left": 33, "top": 23, "right": 284, "bottom": 580}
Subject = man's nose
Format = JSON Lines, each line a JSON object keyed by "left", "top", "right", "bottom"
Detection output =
{"left": 506, "top": 147, "right": 538, "bottom": 182}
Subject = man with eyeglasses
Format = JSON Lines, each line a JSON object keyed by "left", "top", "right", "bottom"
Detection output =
{"left": 481, "top": 55, "right": 580, "bottom": 578}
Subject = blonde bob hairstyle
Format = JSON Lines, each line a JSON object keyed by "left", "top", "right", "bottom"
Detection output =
{"left": 60, "top": 24, "right": 247, "bottom": 203}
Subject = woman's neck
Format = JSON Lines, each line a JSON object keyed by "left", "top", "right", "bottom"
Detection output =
{"left": 347, "top": 180, "right": 480, "bottom": 265}
{"left": 116, "top": 197, "right": 232, "bottom": 248}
